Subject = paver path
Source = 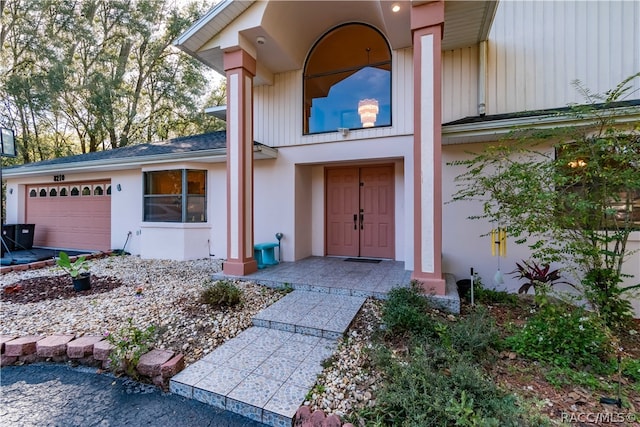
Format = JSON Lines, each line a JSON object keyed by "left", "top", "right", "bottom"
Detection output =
{"left": 170, "top": 290, "right": 366, "bottom": 427}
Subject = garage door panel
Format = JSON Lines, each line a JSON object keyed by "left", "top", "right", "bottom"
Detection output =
{"left": 25, "top": 182, "right": 111, "bottom": 251}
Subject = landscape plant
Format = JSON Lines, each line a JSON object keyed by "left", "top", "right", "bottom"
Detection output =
{"left": 450, "top": 73, "right": 640, "bottom": 326}
{"left": 505, "top": 302, "right": 612, "bottom": 371}
{"left": 509, "top": 260, "right": 572, "bottom": 300}
{"left": 356, "top": 285, "right": 533, "bottom": 426}
{"left": 200, "top": 279, "right": 243, "bottom": 308}
{"left": 381, "top": 281, "right": 437, "bottom": 339}
{"left": 105, "top": 318, "right": 157, "bottom": 378}
{"left": 56, "top": 251, "right": 89, "bottom": 278}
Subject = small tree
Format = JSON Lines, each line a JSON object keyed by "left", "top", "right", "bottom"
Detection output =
{"left": 450, "top": 73, "right": 640, "bottom": 326}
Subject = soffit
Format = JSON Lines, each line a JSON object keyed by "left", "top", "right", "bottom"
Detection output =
{"left": 174, "top": 0, "right": 498, "bottom": 83}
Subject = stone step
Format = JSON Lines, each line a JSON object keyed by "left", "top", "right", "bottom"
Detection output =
{"left": 252, "top": 290, "right": 365, "bottom": 339}
{"left": 170, "top": 290, "right": 366, "bottom": 427}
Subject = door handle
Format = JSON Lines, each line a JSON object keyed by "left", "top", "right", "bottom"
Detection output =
{"left": 360, "top": 213, "right": 364, "bottom": 230}
{"left": 353, "top": 214, "right": 357, "bottom": 230}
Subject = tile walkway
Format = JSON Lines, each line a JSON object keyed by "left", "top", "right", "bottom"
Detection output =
{"left": 170, "top": 291, "right": 366, "bottom": 427}
{"left": 171, "top": 256, "right": 459, "bottom": 426}
{"left": 212, "top": 256, "right": 413, "bottom": 298}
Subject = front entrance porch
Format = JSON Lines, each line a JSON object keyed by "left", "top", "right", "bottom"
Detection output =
{"left": 215, "top": 256, "right": 411, "bottom": 299}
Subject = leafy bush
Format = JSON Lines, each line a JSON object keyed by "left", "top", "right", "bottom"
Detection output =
{"left": 105, "top": 318, "right": 156, "bottom": 378}
{"left": 382, "top": 283, "right": 437, "bottom": 338}
{"left": 362, "top": 345, "right": 526, "bottom": 426}
{"left": 469, "top": 275, "right": 519, "bottom": 306}
{"left": 510, "top": 260, "right": 571, "bottom": 296}
{"left": 582, "top": 268, "right": 634, "bottom": 328}
{"left": 448, "top": 306, "right": 500, "bottom": 359}
{"left": 506, "top": 303, "right": 612, "bottom": 371}
{"left": 622, "top": 357, "right": 640, "bottom": 383}
{"left": 474, "top": 286, "right": 519, "bottom": 306}
{"left": 200, "top": 280, "right": 242, "bottom": 308}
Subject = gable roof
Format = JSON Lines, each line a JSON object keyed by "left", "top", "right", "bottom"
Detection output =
{"left": 3, "top": 131, "right": 277, "bottom": 178}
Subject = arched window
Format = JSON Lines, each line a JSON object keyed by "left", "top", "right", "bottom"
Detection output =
{"left": 71, "top": 187, "right": 80, "bottom": 196}
{"left": 94, "top": 186, "right": 104, "bottom": 196}
{"left": 106, "top": 185, "right": 112, "bottom": 195}
{"left": 304, "top": 24, "right": 391, "bottom": 134}
{"left": 82, "top": 186, "right": 91, "bottom": 196}
{"left": 29, "top": 189, "right": 37, "bottom": 197}
{"left": 39, "top": 189, "right": 47, "bottom": 197}
{"left": 60, "top": 187, "right": 68, "bottom": 197}
{"left": 50, "top": 188, "right": 58, "bottom": 197}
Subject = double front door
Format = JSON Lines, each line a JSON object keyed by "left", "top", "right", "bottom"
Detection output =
{"left": 325, "top": 165, "right": 394, "bottom": 258}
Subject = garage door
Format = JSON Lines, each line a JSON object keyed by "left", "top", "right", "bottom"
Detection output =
{"left": 25, "top": 181, "right": 111, "bottom": 251}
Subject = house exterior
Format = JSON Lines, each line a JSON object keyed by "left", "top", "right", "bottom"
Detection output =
{"left": 3, "top": 1, "right": 639, "bottom": 313}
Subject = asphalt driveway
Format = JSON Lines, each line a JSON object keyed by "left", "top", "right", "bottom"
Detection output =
{"left": 0, "top": 363, "right": 263, "bottom": 427}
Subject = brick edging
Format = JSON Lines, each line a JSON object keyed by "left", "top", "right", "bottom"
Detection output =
{"left": 0, "top": 333, "right": 184, "bottom": 390}
{"left": 0, "top": 250, "right": 113, "bottom": 274}
{"left": 294, "top": 406, "right": 354, "bottom": 427}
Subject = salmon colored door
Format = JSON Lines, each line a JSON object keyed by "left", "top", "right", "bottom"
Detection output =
{"left": 325, "top": 165, "right": 394, "bottom": 258}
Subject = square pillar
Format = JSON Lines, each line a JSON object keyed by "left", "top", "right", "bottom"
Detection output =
{"left": 223, "top": 49, "right": 258, "bottom": 276}
{"left": 411, "top": 1, "right": 446, "bottom": 294}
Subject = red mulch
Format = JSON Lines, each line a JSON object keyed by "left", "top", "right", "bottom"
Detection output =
{"left": 1, "top": 275, "right": 126, "bottom": 303}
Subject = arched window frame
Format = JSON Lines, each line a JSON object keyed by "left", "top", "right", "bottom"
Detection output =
{"left": 303, "top": 23, "right": 392, "bottom": 135}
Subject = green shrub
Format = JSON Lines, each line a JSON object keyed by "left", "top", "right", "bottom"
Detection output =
{"left": 105, "top": 318, "right": 156, "bottom": 378}
{"left": 505, "top": 303, "right": 612, "bottom": 371}
{"left": 361, "top": 345, "right": 525, "bottom": 426}
{"left": 622, "top": 357, "right": 640, "bottom": 383}
{"left": 382, "top": 283, "right": 437, "bottom": 338}
{"left": 475, "top": 287, "right": 519, "bottom": 306}
{"left": 200, "top": 280, "right": 242, "bottom": 308}
{"left": 449, "top": 306, "right": 500, "bottom": 358}
{"left": 582, "top": 268, "right": 634, "bottom": 329}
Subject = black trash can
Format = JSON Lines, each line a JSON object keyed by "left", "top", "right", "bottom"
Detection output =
{"left": 456, "top": 279, "right": 472, "bottom": 301}
{"left": 1, "top": 224, "right": 17, "bottom": 255}
{"left": 14, "top": 224, "right": 35, "bottom": 250}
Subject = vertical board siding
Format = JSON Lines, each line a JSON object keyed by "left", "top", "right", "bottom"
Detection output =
{"left": 486, "top": 0, "right": 640, "bottom": 115}
{"left": 254, "top": 48, "right": 414, "bottom": 147}
{"left": 441, "top": 46, "right": 478, "bottom": 123}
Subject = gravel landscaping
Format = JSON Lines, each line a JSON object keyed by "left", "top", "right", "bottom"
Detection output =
{"left": 1, "top": 254, "right": 376, "bottom": 419}
{"left": 1, "top": 255, "right": 284, "bottom": 366}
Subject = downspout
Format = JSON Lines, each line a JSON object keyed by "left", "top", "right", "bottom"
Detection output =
{"left": 478, "top": 40, "right": 487, "bottom": 116}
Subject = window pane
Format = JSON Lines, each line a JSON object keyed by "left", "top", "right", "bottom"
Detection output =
{"left": 186, "top": 195, "right": 206, "bottom": 222}
{"left": 304, "top": 24, "right": 391, "bottom": 134}
{"left": 307, "top": 67, "right": 391, "bottom": 133}
{"left": 145, "top": 170, "right": 182, "bottom": 195}
{"left": 143, "top": 170, "right": 206, "bottom": 223}
{"left": 144, "top": 196, "right": 182, "bottom": 222}
{"left": 187, "top": 170, "right": 206, "bottom": 195}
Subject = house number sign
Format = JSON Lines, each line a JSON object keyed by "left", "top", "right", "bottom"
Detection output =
{"left": 53, "top": 174, "right": 65, "bottom": 182}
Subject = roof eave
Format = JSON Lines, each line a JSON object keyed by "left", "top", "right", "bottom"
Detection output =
{"left": 442, "top": 106, "right": 640, "bottom": 145}
{"left": 3, "top": 144, "right": 278, "bottom": 178}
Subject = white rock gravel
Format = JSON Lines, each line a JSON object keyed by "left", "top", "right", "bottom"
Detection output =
{"left": 2, "top": 255, "right": 383, "bottom": 419}
{"left": 304, "top": 299, "right": 384, "bottom": 419}
{"left": 1, "top": 255, "right": 284, "bottom": 366}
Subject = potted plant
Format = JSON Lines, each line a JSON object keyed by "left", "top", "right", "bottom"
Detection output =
{"left": 56, "top": 251, "right": 91, "bottom": 291}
